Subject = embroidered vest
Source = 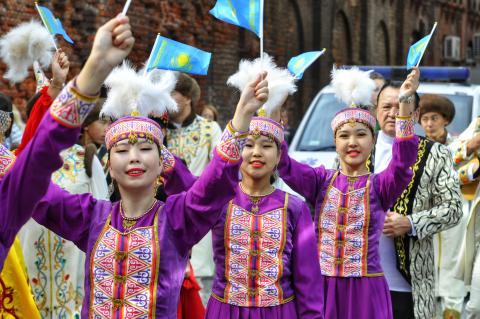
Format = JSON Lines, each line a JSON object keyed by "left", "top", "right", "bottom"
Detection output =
{"left": 89, "top": 210, "right": 161, "bottom": 318}
{"left": 318, "top": 173, "right": 377, "bottom": 277}
{"left": 221, "top": 193, "right": 293, "bottom": 307}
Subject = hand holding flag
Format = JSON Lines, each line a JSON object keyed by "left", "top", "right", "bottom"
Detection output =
{"left": 145, "top": 35, "right": 212, "bottom": 76}
{"left": 406, "top": 22, "right": 437, "bottom": 69}
{"left": 35, "top": 3, "right": 74, "bottom": 45}
{"left": 287, "top": 49, "right": 326, "bottom": 80}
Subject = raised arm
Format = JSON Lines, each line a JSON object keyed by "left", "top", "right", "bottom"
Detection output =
{"left": 166, "top": 73, "right": 269, "bottom": 252}
{"left": 277, "top": 141, "right": 328, "bottom": 205}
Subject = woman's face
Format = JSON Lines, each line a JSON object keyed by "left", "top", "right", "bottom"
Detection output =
{"left": 420, "top": 111, "right": 448, "bottom": 141}
{"left": 201, "top": 108, "right": 215, "bottom": 121}
{"left": 335, "top": 122, "right": 374, "bottom": 171}
{"left": 240, "top": 135, "right": 280, "bottom": 182}
{"left": 109, "top": 138, "right": 162, "bottom": 193}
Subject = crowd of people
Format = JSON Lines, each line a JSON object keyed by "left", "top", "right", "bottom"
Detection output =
{"left": 0, "top": 11, "right": 479, "bottom": 319}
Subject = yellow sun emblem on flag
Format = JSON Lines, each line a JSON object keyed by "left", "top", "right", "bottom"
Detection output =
{"left": 176, "top": 53, "right": 190, "bottom": 67}
{"left": 294, "top": 57, "right": 305, "bottom": 71}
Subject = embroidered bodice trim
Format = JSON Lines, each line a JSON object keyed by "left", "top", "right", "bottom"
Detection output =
{"left": 89, "top": 207, "right": 161, "bottom": 318}
{"left": 220, "top": 193, "right": 294, "bottom": 307}
{"left": 318, "top": 172, "right": 380, "bottom": 277}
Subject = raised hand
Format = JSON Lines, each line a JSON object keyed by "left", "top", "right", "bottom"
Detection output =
{"left": 399, "top": 67, "right": 420, "bottom": 116}
{"left": 77, "top": 15, "right": 135, "bottom": 96}
{"left": 51, "top": 49, "right": 70, "bottom": 86}
{"left": 232, "top": 72, "right": 269, "bottom": 132}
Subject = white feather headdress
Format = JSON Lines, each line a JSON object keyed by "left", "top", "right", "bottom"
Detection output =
{"left": 227, "top": 54, "right": 297, "bottom": 116}
{"left": 0, "top": 20, "right": 55, "bottom": 83}
{"left": 101, "top": 62, "right": 178, "bottom": 119}
{"left": 331, "top": 66, "right": 376, "bottom": 107}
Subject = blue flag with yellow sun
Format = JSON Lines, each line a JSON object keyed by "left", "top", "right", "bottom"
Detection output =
{"left": 406, "top": 34, "right": 432, "bottom": 69}
{"left": 146, "top": 36, "right": 212, "bottom": 76}
{"left": 287, "top": 49, "right": 326, "bottom": 80}
{"left": 209, "top": 0, "right": 262, "bottom": 37}
{"left": 36, "top": 5, "right": 74, "bottom": 44}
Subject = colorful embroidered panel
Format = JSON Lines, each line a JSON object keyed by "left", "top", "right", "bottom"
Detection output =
{"left": 0, "top": 145, "right": 15, "bottom": 179}
{"left": 50, "top": 82, "right": 98, "bottom": 128}
{"left": 90, "top": 225, "right": 158, "bottom": 318}
{"left": 319, "top": 185, "right": 370, "bottom": 277}
{"left": 224, "top": 202, "right": 287, "bottom": 307}
{"left": 395, "top": 117, "right": 415, "bottom": 140}
{"left": 216, "top": 123, "right": 247, "bottom": 164}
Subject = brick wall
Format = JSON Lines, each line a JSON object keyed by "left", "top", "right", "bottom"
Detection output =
{"left": 0, "top": 0, "right": 318, "bottom": 127}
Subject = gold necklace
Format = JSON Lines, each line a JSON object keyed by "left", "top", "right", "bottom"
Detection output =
{"left": 120, "top": 199, "right": 157, "bottom": 230}
{"left": 239, "top": 183, "right": 275, "bottom": 213}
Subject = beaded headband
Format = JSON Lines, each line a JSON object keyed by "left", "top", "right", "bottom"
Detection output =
{"left": 331, "top": 107, "right": 376, "bottom": 133}
{"left": 0, "top": 110, "right": 12, "bottom": 134}
{"left": 105, "top": 116, "right": 163, "bottom": 150}
{"left": 249, "top": 116, "right": 284, "bottom": 145}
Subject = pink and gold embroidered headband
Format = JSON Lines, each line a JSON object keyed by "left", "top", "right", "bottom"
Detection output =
{"left": 249, "top": 117, "right": 284, "bottom": 145}
{"left": 105, "top": 116, "right": 163, "bottom": 150}
{"left": 331, "top": 108, "right": 376, "bottom": 133}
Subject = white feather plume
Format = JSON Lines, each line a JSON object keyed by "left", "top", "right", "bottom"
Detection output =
{"left": 331, "top": 66, "right": 376, "bottom": 107}
{"left": 0, "top": 20, "right": 55, "bottom": 83}
{"left": 101, "top": 62, "right": 178, "bottom": 119}
{"left": 227, "top": 54, "right": 297, "bottom": 116}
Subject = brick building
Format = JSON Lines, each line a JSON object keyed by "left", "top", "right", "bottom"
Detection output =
{"left": 1, "top": 0, "right": 480, "bottom": 127}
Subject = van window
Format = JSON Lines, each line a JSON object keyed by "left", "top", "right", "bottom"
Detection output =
{"left": 297, "top": 92, "right": 473, "bottom": 150}
{"left": 297, "top": 93, "right": 343, "bottom": 151}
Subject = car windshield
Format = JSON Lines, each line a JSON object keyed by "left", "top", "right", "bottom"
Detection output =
{"left": 297, "top": 92, "right": 473, "bottom": 151}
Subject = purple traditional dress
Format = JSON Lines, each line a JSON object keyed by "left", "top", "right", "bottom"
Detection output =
{"left": 3, "top": 82, "right": 247, "bottom": 318}
{"left": 164, "top": 117, "right": 324, "bottom": 319}
{"left": 278, "top": 109, "right": 419, "bottom": 319}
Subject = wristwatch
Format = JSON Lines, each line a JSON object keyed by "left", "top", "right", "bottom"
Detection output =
{"left": 399, "top": 94, "right": 414, "bottom": 104}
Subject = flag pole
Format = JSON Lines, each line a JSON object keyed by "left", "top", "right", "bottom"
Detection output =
{"left": 122, "top": 0, "right": 132, "bottom": 16}
{"left": 144, "top": 34, "right": 161, "bottom": 76}
{"left": 415, "top": 21, "right": 437, "bottom": 68}
{"left": 35, "top": 2, "right": 58, "bottom": 51}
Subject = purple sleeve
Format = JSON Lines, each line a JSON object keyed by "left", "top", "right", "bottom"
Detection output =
{"left": 278, "top": 141, "right": 327, "bottom": 205}
{"left": 162, "top": 152, "right": 198, "bottom": 196}
{"left": 32, "top": 183, "right": 101, "bottom": 251}
{"left": 0, "top": 82, "right": 99, "bottom": 261}
{"left": 165, "top": 124, "right": 245, "bottom": 253}
{"left": 374, "top": 136, "right": 419, "bottom": 211}
{"left": 292, "top": 200, "right": 324, "bottom": 319}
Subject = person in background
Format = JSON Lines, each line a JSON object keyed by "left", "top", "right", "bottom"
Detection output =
{"left": 201, "top": 103, "right": 219, "bottom": 122}
{"left": 167, "top": 73, "right": 223, "bottom": 305}
{"left": 418, "top": 94, "right": 467, "bottom": 319}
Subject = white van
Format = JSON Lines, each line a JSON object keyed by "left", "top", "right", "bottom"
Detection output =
{"left": 287, "top": 66, "right": 480, "bottom": 169}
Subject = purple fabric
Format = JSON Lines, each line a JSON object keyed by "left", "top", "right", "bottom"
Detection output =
{"left": 320, "top": 276, "right": 392, "bottom": 319}
{"left": 206, "top": 297, "right": 298, "bottom": 319}
{"left": 277, "top": 137, "right": 419, "bottom": 318}
{"left": 0, "top": 110, "right": 72, "bottom": 271}
{"left": 9, "top": 104, "right": 240, "bottom": 318}
{"left": 164, "top": 157, "right": 324, "bottom": 318}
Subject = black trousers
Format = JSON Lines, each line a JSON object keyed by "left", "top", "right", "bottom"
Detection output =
{"left": 391, "top": 291, "right": 415, "bottom": 319}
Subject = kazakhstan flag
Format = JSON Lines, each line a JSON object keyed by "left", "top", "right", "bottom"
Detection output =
{"left": 146, "top": 36, "right": 212, "bottom": 76}
{"left": 287, "top": 49, "right": 326, "bottom": 80}
{"left": 406, "top": 34, "right": 431, "bottom": 69}
{"left": 210, "top": 0, "right": 261, "bottom": 37}
{"left": 36, "top": 5, "right": 74, "bottom": 44}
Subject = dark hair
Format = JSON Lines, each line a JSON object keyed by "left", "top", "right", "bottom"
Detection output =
{"left": 202, "top": 104, "right": 219, "bottom": 121}
{"left": 377, "top": 81, "right": 420, "bottom": 110}
{"left": 26, "top": 92, "right": 42, "bottom": 119}
{"left": 174, "top": 73, "right": 201, "bottom": 108}
{"left": 370, "top": 72, "right": 385, "bottom": 81}
{"left": 0, "top": 93, "right": 14, "bottom": 138}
